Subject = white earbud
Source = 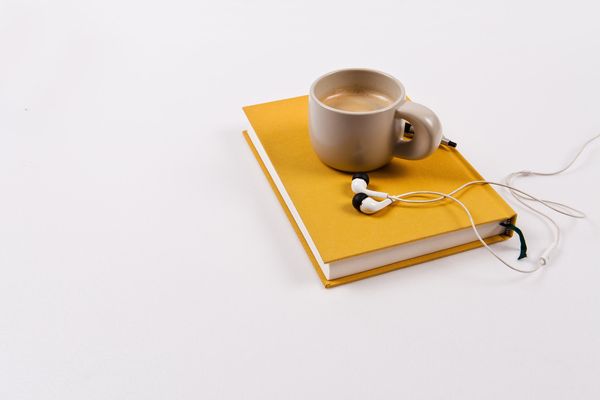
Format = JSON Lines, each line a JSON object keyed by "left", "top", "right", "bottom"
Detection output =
{"left": 351, "top": 173, "right": 389, "bottom": 199}
{"left": 352, "top": 193, "right": 393, "bottom": 214}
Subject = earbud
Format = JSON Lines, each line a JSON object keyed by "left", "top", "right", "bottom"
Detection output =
{"left": 351, "top": 173, "right": 393, "bottom": 214}
{"left": 352, "top": 192, "right": 393, "bottom": 214}
{"left": 351, "top": 173, "right": 389, "bottom": 199}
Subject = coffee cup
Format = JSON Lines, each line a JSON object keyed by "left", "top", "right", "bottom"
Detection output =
{"left": 309, "top": 68, "right": 443, "bottom": 172}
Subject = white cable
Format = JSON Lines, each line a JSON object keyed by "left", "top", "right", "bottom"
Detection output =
{"left": 385, "top": 133, "right": 600, "bottom": 273}
{"left": 504, "top": 133, "right": 599, "bottom": 265}
{"left": 389, "top": 189, "right": 541, "bottom": 273}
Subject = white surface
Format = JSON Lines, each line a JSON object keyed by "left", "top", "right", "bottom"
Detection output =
{"left": 1, "top": 1, "right": 600, "bottom": 398}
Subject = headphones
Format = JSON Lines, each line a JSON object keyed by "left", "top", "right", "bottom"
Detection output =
{"left": 351, "top": 173, "right": 394, "bottom": 214}
{"left": 349, "top": 133, "right": 600, "bottom": 273}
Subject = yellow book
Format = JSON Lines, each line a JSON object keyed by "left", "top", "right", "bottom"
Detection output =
{"left": 243, "top": 96, "right": 517, "bottom": 288}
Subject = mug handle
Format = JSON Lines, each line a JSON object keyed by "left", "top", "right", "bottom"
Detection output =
{"left": 394, "top": 100, "right": 443, "bottom": 160}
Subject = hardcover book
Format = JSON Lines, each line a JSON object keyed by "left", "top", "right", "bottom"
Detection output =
{"left": 243, "top": 96, "right": 516, "bottom": 287}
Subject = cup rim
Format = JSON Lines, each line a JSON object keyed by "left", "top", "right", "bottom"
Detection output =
{"left": 309, "top": 68, "right": 406, "bottom": 115}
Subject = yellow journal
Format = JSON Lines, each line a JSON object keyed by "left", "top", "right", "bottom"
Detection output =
{"left": 243, "top": 96, "right": 516, "bottom": 288}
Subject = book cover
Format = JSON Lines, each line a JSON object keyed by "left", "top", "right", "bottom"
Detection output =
{"left": 243, "top": 96, "right": 516, "bottom": 287}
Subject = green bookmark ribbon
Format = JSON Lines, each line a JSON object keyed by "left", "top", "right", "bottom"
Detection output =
{"left": 500, "top": 222, "right": 528, "bottom": 260}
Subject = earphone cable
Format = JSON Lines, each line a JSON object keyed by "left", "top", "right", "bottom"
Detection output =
{"left": 385, "top": 133, "right": 600, "bottom": 272}
{"left": 389, "top": 190, "right": 542, "bottom": 273}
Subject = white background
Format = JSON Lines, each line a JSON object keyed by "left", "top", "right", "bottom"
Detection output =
{"left": 1, "top": 0, "right": 600, "bottom": 398}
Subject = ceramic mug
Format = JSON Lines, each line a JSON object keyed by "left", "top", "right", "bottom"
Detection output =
{"left": 309, "top": 68, "right": 443, "bottom": 172}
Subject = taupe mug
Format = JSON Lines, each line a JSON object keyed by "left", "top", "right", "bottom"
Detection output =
{"left": 309, "top": 68, "right": 443, "bottom": 172}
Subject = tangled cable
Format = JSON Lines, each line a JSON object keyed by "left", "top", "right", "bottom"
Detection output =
{"left": 385, "top": 133, "right": 600, "bottom": 273}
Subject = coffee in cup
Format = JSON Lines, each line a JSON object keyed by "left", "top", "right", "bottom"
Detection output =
{"left": 320, "top": 86, "right": 395, "bottom": 112}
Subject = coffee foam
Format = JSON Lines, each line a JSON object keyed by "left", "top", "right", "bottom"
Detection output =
{"left": 320, "top": 86, "right": 393, "bottom": 112}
